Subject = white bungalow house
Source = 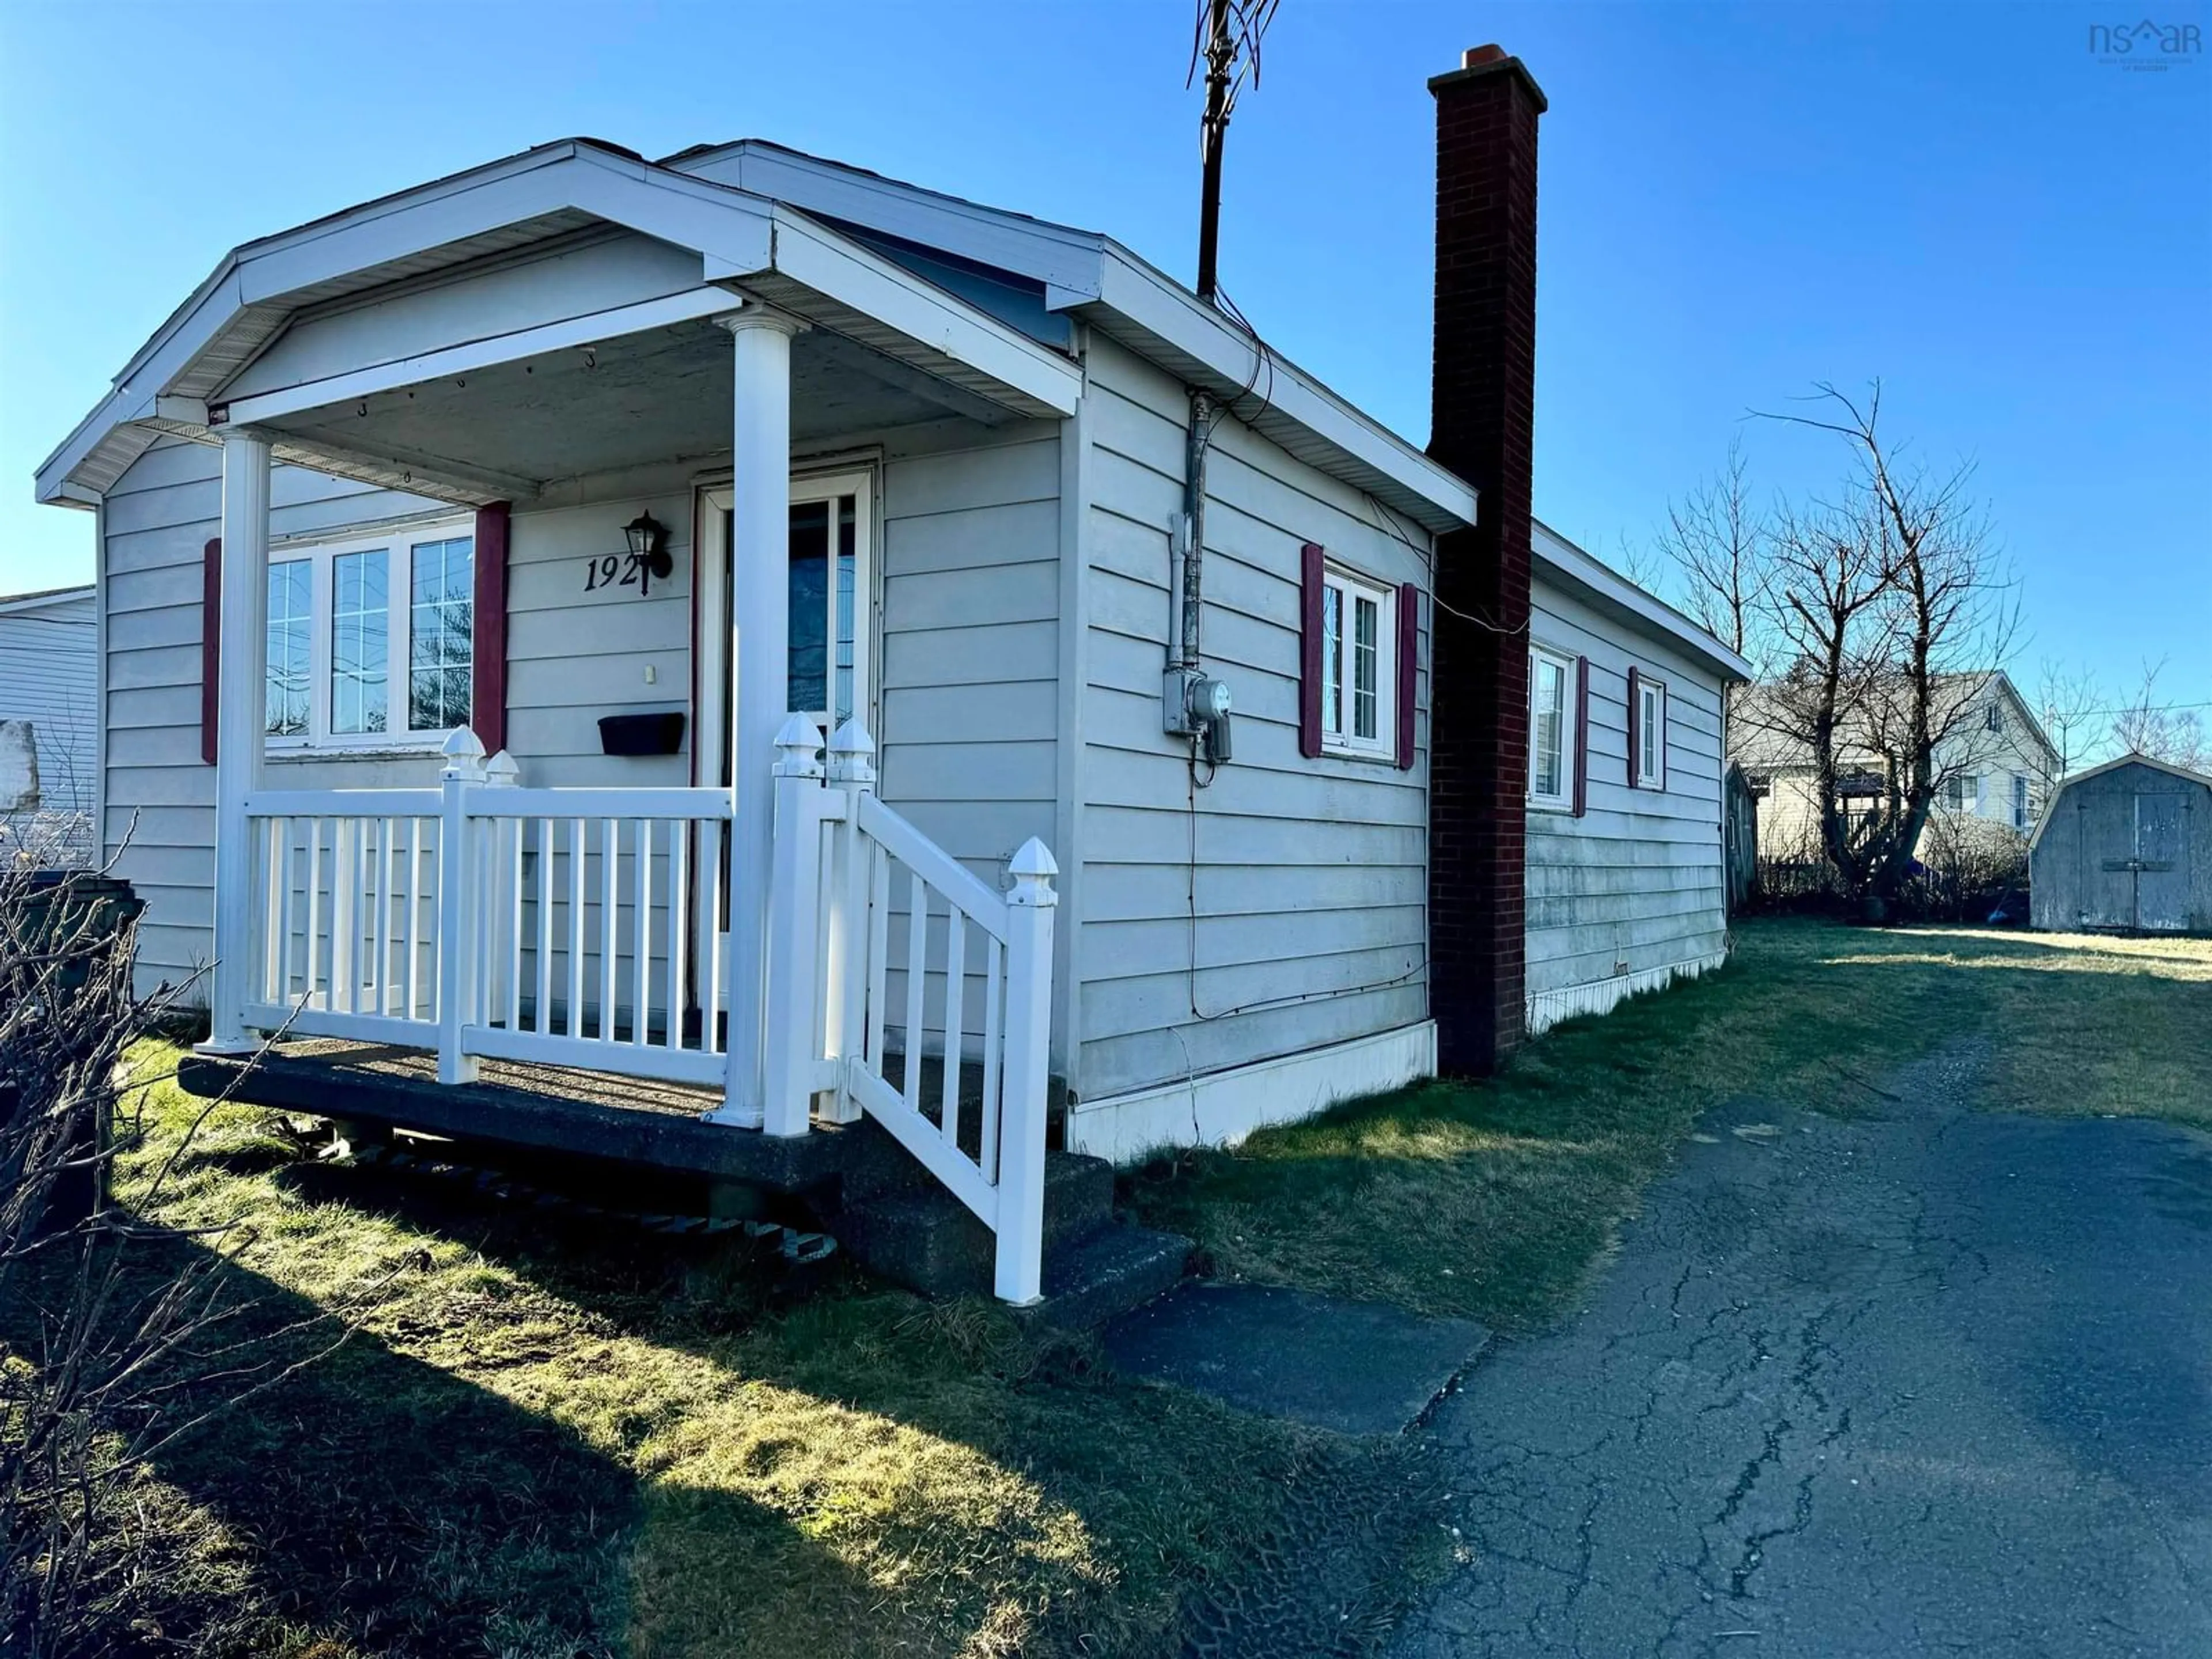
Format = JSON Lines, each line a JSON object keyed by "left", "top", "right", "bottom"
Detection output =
{"left": 32, "top": 46, "right": 1743, "bottom": 1305}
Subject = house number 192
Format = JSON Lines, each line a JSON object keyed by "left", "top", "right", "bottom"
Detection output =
{"left": 584, "top": 552, "right": 657, "bottom": 598}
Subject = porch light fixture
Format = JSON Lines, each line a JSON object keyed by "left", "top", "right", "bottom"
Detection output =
{"left": 624, "top": 510, "right": 673, "bottom": 580}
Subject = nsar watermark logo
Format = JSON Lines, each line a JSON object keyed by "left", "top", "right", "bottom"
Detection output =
{"left": 2089, "top": 17, "right": 2203, "bottom": 69}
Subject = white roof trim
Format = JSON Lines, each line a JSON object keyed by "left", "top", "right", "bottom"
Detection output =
{"left": 1532, "top": 520, "right": 1752, "bottom": 681}
{"left": 1084, "top": 246, "right": 1475, "bottom": 534}
{"left": 36, "top": 142, "right": 1080, "bottom": 508}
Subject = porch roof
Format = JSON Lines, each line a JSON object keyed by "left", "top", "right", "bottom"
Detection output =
{"left": 34, "top": 139, "right": 1084, "bottom": 510}
{"left": 38, "top": 136, "right": 1478, "bottom": 535}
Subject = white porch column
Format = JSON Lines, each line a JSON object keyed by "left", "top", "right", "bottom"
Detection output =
{"left": 713, "top": 305, "right": 804, "bottom": 1124}
{"left": 199, "top": 430, "right": 272, "bottom": 1054}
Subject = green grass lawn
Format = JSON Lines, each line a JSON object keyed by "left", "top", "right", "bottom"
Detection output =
{"left": 43, "top": 919, "right": 2211, "bottom": 1654}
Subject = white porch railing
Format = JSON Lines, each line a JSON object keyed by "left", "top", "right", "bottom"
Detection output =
{"left": 236, "top": 719, "right": 1057, "bottom": 1305}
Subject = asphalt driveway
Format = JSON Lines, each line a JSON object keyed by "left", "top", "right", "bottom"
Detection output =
{"left": 1386, "top": 1044, "right": 2212, "bottom": 1659}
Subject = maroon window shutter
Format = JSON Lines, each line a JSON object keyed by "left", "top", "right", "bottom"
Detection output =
{"left": 200, "top": 537, "right": 222, "bottom": 766}
{"left": 1299, "top": 542, "right": 1325, "bottom": 759}
{"left": 1572, "top": 655, "right": 1590, "bottom": 817}
{"left": 472, "top": 503, "right": 511, "bottom": 752}
{"left": 1396, "top": 581, "right": 1419, "bottom": 770}
{"left": 1626, "top": 666, "right": 1642, "bottom": 790}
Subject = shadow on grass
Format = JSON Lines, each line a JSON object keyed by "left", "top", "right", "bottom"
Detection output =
{"left": 28, "top": 1222, "right": 885, "bottom": 1659}
{"left": 168, "top": 1145, "right": 1304, "bottom": 1659}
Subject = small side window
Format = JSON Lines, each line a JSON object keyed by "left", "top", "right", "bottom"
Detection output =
{"left": 1316, "top": 566, "right": 1396, "bottom": 760}
{"left": 1528, "top": 646, "right": 1577, "bottom": 808}
{"left": 1634, "top": 676, "right": 1666, "bottom": 789}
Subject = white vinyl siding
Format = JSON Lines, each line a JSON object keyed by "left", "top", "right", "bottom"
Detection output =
{"left": 97, "top": 438, "right": 449, "bottom": 997}
{"left": 1074, "top": 335, "right": 1430, "bottom": 1103}
{"left": 1525, "top": 580, "right": 1729, "bottom": 1033}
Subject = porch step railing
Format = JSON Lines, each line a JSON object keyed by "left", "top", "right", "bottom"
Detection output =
{"left": 235, "top": 718, "right": 1058, "bottom": 1305}
{"left": 767, "top": 715, "right": 1056, "bottom": 1304}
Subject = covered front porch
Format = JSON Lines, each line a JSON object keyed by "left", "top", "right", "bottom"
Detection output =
{"left": 111, "top": 146, "right": 1084, "bottom": 1302}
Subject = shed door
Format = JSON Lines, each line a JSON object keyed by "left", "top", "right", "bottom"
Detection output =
{"left": 2135, "top": 790, "right": 2194, "bottom": 932}
{"left": 2080, "top": 787, "right": 2138, "bottom": 927}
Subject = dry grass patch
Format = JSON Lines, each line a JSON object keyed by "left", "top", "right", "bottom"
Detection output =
{"left": 1127, "top": 919, "right": 2209, "bottom": 1327}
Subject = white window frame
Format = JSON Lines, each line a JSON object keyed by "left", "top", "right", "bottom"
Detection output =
{"left": 1635, "top": 675, "right": 1667, "bottom": 789}
{"left": 264, "top": 516, "right": 478, "bottom": 755}
{"left": 1527, "top": 643, "right": 1577, "bottom": 810}
{"left": 2012, "top": 772, "right": 2030, "bottom": 830}
{"left": 1944, "top": 771, "right": 1982, "bottom": 813}
{"left": 1317, "top": 563, "right": 1396, "bottom": 760}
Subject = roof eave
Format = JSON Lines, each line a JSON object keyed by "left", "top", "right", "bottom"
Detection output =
{"left": 1531, "top": 520, "right": 1753, "bottom": 681}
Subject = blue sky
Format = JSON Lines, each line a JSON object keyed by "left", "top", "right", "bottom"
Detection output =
{"left": 2, "top": 0, "right": 2206, "bottom": 716}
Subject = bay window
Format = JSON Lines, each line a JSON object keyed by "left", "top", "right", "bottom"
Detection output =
{"left": 264, "top": 520, "right": 474, "bottom": 748}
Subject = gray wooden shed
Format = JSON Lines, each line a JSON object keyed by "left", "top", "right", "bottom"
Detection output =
{"left": 2029, "top": 754, "right": 2212, "bottom": 934}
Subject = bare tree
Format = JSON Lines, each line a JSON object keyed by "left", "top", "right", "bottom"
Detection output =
{"left": 1751, "top": 488, "right": 1898, "bottom": 896}
{"left": 1656, "top": 435, "right": 1769, "bottom": 664}
{"left": 0, "top": 859, "right": 355, "bottom": 1654}
{"left": 1751, "top": 382, "right": 2020, "bottom": 900}
{"left": 2033, "top": 658, "right": 2103, "bottom": 781}
{"left": 2111, "top": 659, "right": 2209, "bottom": 771}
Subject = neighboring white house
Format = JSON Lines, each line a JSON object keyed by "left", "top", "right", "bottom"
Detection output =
{"left": 1735, "top": 670, "right": 2061, "bottom": 863}
{"left": 0, "top": 583, "right": 98, "bottom": 866}
{"left": 1524, "top": 525, "right": 1749, "bottom": 1034}
{"left": 28, "top": 45, "right": 1743, "bottom": 1233}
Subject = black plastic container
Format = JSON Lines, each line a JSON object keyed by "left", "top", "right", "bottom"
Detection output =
{"left": 597, "top": 711, "right": 687, "bottom": 757}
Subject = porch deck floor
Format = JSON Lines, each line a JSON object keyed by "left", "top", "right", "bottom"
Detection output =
{"left": 260, "top": 1037, "right": 724, "bottom": 1120}
{"left": 176, "top": 1038, "right": 854, "bottom": 1192}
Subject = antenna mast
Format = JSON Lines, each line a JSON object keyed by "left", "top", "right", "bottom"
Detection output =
{"left": 1190, "top": 0, "right": 1278, "bottom": 306}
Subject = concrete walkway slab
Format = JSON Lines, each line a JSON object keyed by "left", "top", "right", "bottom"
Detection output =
{"left": 1103, "top": 1282, "right": 1489, "bottom": 1435}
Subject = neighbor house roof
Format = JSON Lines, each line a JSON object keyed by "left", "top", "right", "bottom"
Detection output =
{"left": 1732, "top": 670, "right": 2058, "bottom": 773}
{"left": 36, "top": 137, "right": 1476, "bottom": 537}
{"left": 0, "top": 584, "right": 96, "bottom": 617}
{"left": 1529, "top": 520, "right": 1753, "bottom": 682}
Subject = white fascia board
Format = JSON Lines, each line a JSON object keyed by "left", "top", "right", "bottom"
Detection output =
{"left": 214, "top": 287, "right": 745, "bottom": 431}
{"left": 1091, "top": 245, "right": 1476, "bottom": 533}
{"left": 1532, "top": 520, "right": 1753, "bottom": 683}
{"left": 766, "top": 208, "right": 1082, "bottom": 417}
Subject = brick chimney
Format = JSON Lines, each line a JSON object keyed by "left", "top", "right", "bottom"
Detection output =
{"left": 1427, "top": 44, "right": 1546, "bottom": 1075}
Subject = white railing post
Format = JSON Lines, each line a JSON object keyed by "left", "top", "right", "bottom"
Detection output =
{"left": 437, "top": 729, "right": 488, "bottom": 1084}
{"left": 994, "top": 838, "right": 1058, "bottom": 1306}
{"left": 480, "top": 751, "right": 520, "bottom": 1032}
{"left": 758, "top": 715, "right": 826, "bottom": 1138}
{"left": 824, "top": 718, "right": 877, "bottom": 1124}
{"left": 200, "top": 431, "right": 271, "bottom": 1055}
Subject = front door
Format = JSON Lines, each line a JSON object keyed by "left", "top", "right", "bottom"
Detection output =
{"left": 692, "top": 469, "right": 877, "bottom": 1012}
